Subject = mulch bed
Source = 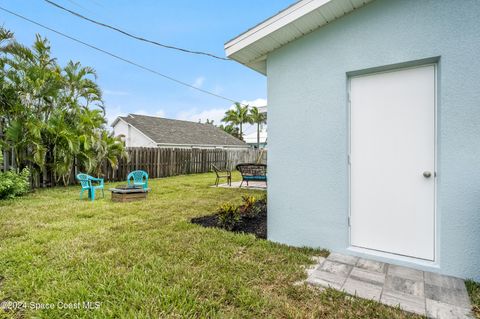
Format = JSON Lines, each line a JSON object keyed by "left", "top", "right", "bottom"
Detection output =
{"left": 191, "top": 210, "right": 267, "bottom": 239}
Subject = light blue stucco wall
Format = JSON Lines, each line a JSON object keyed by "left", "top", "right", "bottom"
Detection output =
{"left": 267, "top": 0, "right": 480, "bottom": 280}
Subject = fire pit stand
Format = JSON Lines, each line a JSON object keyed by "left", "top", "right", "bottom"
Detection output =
{"left": 109, "top": 185, "right": 151, "bottom": 202}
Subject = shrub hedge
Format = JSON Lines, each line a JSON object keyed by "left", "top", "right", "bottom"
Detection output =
{"left": 0, "top": 168, "right": 30, "bottom": 200}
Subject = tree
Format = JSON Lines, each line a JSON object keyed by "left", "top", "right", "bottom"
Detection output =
{"left": 90, "top": 130, "right": 128, "bottom": 177}
{"left": 0, "top": 26, "right": 126, "bottom": 186}
{"left": 249, "top": 107, "right": 267, "bottom": 148}
{"left": 1, "top": 32, "right": 62, "bottom": 173}
{"left": 221, "top": 102, "right": 252, "bottom": 140}
{"left": 62, "top": 61, "right": 103, "bottom": 113}
{"left": 218, "top": 124, "right": 241, "bottom": 140}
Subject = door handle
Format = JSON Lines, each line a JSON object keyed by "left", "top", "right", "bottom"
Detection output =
{"left": 423, "top": 171, "right": 432, "bottom": 178}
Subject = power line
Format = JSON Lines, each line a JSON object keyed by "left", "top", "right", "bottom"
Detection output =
{"left": 0, "top": 6, "right": 241, "bottom": 105}
{"left": 43, "top": 0, "right": 230, "bottom": 61}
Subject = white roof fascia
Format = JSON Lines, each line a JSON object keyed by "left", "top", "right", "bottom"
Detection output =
{"left": 225, "top": 0, "right": 372, "bottom": 74}
{"left": 225, "top": 0, "right": 330, "bottom": 56}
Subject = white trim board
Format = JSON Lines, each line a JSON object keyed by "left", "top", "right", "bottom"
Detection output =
{"left": 225, "top": 0, "right": 373, "bottom": 74}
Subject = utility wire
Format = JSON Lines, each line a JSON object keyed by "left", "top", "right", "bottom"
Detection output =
{"left": 43, "top": 0, "right": 231, "bottom": 61}
{"left": 0, "top": 6, "right": 241, "bottom": 105}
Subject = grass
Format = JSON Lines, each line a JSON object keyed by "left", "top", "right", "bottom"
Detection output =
{"left": 0, "top": 172, "right": 424, "bottom": 318}
{"left": 466, "top": 280, "right": 480, "bottom": 318}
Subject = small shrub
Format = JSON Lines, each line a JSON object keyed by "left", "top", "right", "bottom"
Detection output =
{"left": 239, "top": 195, "right": 259, "bottom": 218}
{"left": 242, "top": 195, "right": 257, "bottom": 207}
{"left": 240, "top": 195, "right": 266, "bottom": 218}
{"left": 0, "top": 168, "right": 30, "bottom": 200}
{"left": 259, "top": 193, "right": 267, "bottom": 205}
{"left": 217, "top": 203, "right": 241, "bottom": 231}
{"left": 256, "top": 193, "right": 267, "bottom": 210}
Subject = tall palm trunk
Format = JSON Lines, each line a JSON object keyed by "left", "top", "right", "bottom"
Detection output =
{"left": 257, "top": 122, "right": 260, "bottom": 148}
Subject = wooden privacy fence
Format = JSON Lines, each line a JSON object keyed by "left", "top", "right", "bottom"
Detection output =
{"left": 1, "top": 147, "right": 267, "bottom": 187}
{"left": 105, "top": 147, "right": 267, "bottom": 182}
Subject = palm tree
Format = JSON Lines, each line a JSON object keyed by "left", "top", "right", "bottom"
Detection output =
{"left": 62, "top": 61, "right": 104, "bottom": 113}
{"left": 0, "top": 27, "right": 126, "bottom": 186}
{"left": 249, "top": 107, "right": 267, "bottom": 148}
{"left": 47, "top": 108, "right": 80, "bottom": 185}
{"left": 75, "top": 108, "right": 107, "bottom": 174}
{"left": 221, "top": 102, "right": 252, "bottom": 139}
{"left": 92, "top": 130, "right": 128, "bottom": 177}
{"left": 219, "top": 124, "right": 241, "bottom": 139}
{"left": 0, "top": 28, "right": 14, "bottom": 49}
{"left": 1, "top": 33, "right": 61, "bottom": 174}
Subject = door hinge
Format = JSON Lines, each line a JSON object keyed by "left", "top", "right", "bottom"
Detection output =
{"left": 348, "top": 216, "right": 351, "bottom": 227}
{"left": 348, "top": 155, "right": 351, "bottom": 165}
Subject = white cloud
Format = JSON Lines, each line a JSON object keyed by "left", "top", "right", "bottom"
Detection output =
{"left": 176, "top": 108, "right": 227, "bottom": 125}
{"left": 192, "top": 76, "right": 205, "bottom": 89}
{"left": 240, "top": 98, "right": 267, "bottom": 108}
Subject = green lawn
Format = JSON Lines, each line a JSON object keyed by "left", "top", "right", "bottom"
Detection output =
{"left": 0, "top": 173, "right": 424, "bottom": 318}
{"left": 466, "top": 280, "right": 480, "bottom": 318}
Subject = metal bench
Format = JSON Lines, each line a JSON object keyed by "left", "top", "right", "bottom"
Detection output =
{"left": 235, "top": 163, "right": 267, "bottom": 188}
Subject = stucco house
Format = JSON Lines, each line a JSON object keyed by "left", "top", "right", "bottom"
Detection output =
{"left": 226, "top": 0, "right": 480, "bottom": 281}
{"left": 112, "top": 114, "right": 249, "bottom": 149}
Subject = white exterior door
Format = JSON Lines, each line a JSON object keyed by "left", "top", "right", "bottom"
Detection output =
{"left": 350, "top": 65, "right": 436, "bottom": 261}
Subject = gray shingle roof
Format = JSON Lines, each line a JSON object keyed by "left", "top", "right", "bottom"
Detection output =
{"left": 119, "top": 114, "right": 247, "bottom": 147}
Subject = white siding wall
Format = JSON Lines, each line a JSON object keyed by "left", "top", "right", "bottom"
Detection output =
{"left": 113, "top": 120, "right": 157, "bottom": 148}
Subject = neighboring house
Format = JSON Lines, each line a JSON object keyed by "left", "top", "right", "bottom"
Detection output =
{"left": 244, "top": 128, "right": 267, "bottom": 149}
{"left": 226, "top": 0, "right": 480, "bottom": 281}
{"left": 112, "top": 114, "right": 249, "bottom": 149}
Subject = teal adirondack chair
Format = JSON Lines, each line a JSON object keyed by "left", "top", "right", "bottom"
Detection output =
{"left": 127, "top": 170, "right": 148, "bottom": 190}
{"left": 76, "top": 173, "right": 104, "bottom": 201}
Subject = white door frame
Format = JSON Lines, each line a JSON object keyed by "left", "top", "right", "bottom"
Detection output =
{"left": 347, "top": 63, "right": 438, "bottom": 262}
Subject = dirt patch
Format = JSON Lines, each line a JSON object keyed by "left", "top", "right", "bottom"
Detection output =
{"left": 191, "top": 210, "right": 267, "bottom": 239}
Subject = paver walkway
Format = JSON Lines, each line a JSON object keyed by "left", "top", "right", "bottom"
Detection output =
{"left": 305, "top": 252, "right": 473, "bottom": 318}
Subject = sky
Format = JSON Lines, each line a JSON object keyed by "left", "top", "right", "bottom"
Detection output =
{"left": 0, "top": 0, "right": 294, "bottom": 134}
